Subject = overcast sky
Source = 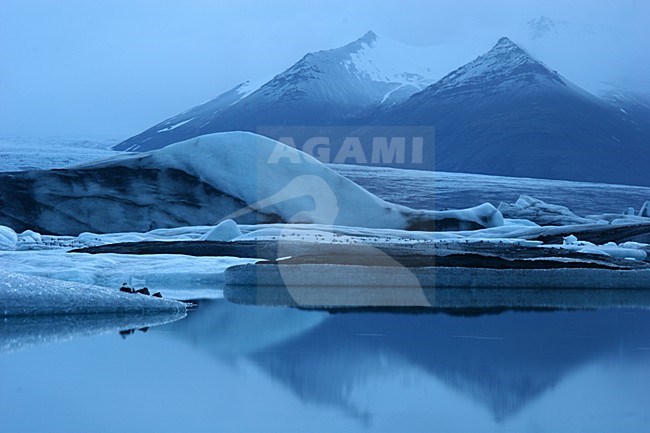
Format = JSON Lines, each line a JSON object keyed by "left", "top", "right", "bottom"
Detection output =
{"left": 1, "top": 0, "right": 648, "bottom": 138}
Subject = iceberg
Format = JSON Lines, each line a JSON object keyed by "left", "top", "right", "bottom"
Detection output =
{"left": 498, "top": 195, "right": 596, "bottom": 226}
{"left": 639, "top": 200, "right": 650, "bottom": 217}
{"left": 200, "top": 219, "right": 243, "bottom": 241}
{"left": 0, "top": 225, "right": 17, "bottom": 249}
{"left": 0, "top": 132, "right": 503, "bottom": 235}
{"left": 552, "top": 235, "right": 648, "bottom": 260}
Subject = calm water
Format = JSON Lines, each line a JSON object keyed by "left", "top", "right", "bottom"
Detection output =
{"left": 2, "top": 300, "right": 650, "bottom": 432}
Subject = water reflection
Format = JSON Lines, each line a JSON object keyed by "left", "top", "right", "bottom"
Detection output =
{"left": 162, "top": 300, "right": 328, "bottom": 359}
{"left": 163, "top": 301, "right": 650, "bottom": 423}
{"left": 2, "top": 299, "right": 650, "bottom": 432}
{"left": 0, "top": 311, "right": 186, "bottom": 353}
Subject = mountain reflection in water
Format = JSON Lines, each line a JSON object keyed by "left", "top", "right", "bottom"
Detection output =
{"left": 163, "top": 300, "right": 650, "bottom": 423}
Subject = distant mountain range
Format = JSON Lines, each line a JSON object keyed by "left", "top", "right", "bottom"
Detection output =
{"left": 114, "top": 32, "right": 650, "bottom": 186}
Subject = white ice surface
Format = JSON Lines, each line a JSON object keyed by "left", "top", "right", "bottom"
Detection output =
{"left": 1, "top": 197, "right": 647, "bottom": 305}
{"left": 1, "top": 224, "right": 256, "bottom": 299}
{"left": 0, "top": 226, "right": 17, "bottom": 249}
{"left": 498, "top": 195, "right": 597, "bottom": 226}
{"left": 0, "top": 225, "right": 645, "bottom": 307}
{"left": 236, "top": 222, "right": 648, "bottom": 259}
{"left": 0, "top": 270, "right": 187, "bottom": 316}
{"left": 0, "top": 250, "right": 255, "bottom": 300}
{"left": 3, "top": 218, "right": 646, "bottom": 254}
{"left": 200, "top": 219, "right": 243, "bottom": 241}
{"left": 547, "top": 235, "right": 649, "bottom": 260}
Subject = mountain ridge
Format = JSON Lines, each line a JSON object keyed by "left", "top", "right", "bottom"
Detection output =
{"left": 349, "top": 37, "right": 650, "bottom": 185}
{"left": 113, "top": 33, "right": 650, "bottom": 187}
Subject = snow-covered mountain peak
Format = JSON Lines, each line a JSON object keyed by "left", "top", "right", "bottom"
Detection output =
{"left": 343, "top": 30, "right": 379, "bottom": 50}
{"left": 422, "top": 36, "right": 566, "bottom": 97}
{"left": 358, "top": 30, "right": 379, "bottom": 44}
{"left": 254, "top": 30, "right": 436, "bottom": 105}
{"left": 493, "top": 36, "right": 526, "bottom": 53}
{"left": 486, "top": 36, "right": 545, "bottom": 72}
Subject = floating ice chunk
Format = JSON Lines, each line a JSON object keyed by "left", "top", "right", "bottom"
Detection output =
{"left": 0, "top": 250, "right": 255, "bottom": 300}
{"left": 598, "top": 245, "right": 647, "bottom": 260}
{"left": 619, "top": 241, "right": 649, "bottom": 249}
{"left": 437, "top": 202, "right": 504, "bottom": 230}
{"left": 563, "top": 234, "right": 578, "bottom": 245}
{"left": 0, "top": 270, "right": 187, "bottom": 316}
{"left": 610, "top": 216, "right": 650, "bottom": 225}
{"left": 503, "top": 218, "right": 540, "bottom": 227}
{"left": 0, "top": 226, "right": 17, "bottom": 250}
{"left": 577, "top": 246, "right": 611, "bottom": 256}
{"left": 76, "top": 232, "right": 109, "bottom": 246}
{"left": 639, "top": 200, "right": 650, "bottom": 217}
{"left": 201, "top": 219, "right": 243, "bottom": 241}
{"left": 18, "top": 230, "right": 42, "bottom": 244}
{"left": 498, "top": 195, "right": 594, "bottom": 226}
{"left": 554, "top": 234, "right": 647, "bottom": 260}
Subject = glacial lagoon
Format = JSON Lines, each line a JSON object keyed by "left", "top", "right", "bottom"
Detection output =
{"left": 2, "top": 296, "right": 650, "bottom": 433}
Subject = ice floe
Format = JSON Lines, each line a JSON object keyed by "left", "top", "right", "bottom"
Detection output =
{"left": 0, "top": 270, "right": 187, "bottom": 316}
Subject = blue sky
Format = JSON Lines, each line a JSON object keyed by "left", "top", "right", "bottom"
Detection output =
{"left": 1, "top": 0, "right": 648, "bottom": 137}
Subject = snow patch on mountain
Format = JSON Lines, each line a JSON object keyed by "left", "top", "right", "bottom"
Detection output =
{"left": 344, "top": 31, "right": 435, "bottom": 94}
{"left": 250, "top": 31, "right": 436, "bottom": 107}
{"left": 157, "top": 117, "right": 194, "bottom": 133}
{"left": 231, "top": 78, "right": 267, "bottom": 101}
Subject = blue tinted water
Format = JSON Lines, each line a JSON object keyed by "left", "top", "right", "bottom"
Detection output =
{"left": 2, "top": 301, "right": 650, "bottom": 432}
